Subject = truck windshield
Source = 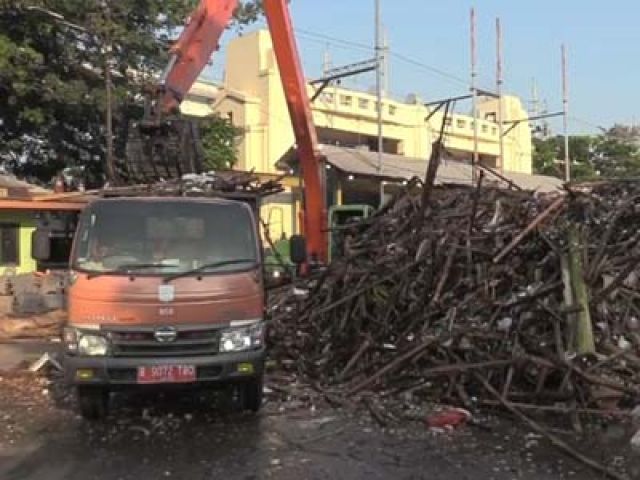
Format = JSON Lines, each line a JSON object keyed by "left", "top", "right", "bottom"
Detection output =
{"left": 71, "top": 200, "right": 258, "bottom": 276}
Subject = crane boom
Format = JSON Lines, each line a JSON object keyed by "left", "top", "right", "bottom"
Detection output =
{"left": 144, "top": 0, "right": 327, "bottom": 263}
{"left": 156, "top": 0, "right": 238, "bottom": 117}
{"left": 263, "top": 0, "right": 326, "bottom": 263}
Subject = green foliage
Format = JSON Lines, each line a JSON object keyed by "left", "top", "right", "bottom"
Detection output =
{"left": 0, "top": 1, "right": 263, "bottom": 185}
{"left": 0, "top": 1, "right": 190, "bottom": 184}
{"left": 533, "top": 136, "right": 595, "bottom": 180}
{"left": 532, "top": 125, "right": 640, "bottom": 181}
{"left": 233, "top": 1, "right": 264, "bottom": 27}
{"left": 532, "top": 137, "right": 562, "bottom": 178}
{"left": 591, "top": 125, "right": 640, "bottom": 178}
{"left": 198, "top": 114, "right": 243, "bottom": 170}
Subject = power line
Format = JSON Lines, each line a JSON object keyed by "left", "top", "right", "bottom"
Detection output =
{"left": 294, "top": 27, "right": 372, "bottom": 53}
{"left": 254, "top": 21, "right": 470, "bottom": 87}
{"left": 390, "top": 51, "right": 467, "bottom": 87}
{"left": 569, "top": 115, "right": 606, "bottom": 132}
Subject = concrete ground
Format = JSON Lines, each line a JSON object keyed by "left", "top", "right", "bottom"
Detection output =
{"left": 0, "top": 341, "right": 638, "bottom": 480}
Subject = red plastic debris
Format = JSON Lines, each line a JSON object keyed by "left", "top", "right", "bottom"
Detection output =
{"left": 426, "top": 408, "right": 472, "bottom": 430}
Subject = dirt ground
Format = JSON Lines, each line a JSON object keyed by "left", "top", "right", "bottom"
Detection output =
{"left": 0, "top": 349, "right": 639, "bottom": 480}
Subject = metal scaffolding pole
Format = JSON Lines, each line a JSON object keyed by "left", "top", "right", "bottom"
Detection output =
{"left": 562, "top": 44, "right": 570, "bottom": 182}
{"left": 496, "top": 18, "right": 505, "bottom": 174}
{"left": 470, "top": 7, "right": 479, "bottom": 183}
{"left": 375, "top": 0, "right": 383, "bottom": 172}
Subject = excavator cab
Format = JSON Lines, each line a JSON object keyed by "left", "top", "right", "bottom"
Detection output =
{"left": 328, "top": 205, "right": 374, "bottom": 262}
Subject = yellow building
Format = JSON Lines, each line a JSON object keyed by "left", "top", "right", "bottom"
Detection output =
{"left": 182, "top": 30, "right": 554, "bottom": 240}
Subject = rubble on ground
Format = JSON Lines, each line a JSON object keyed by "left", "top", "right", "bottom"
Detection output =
{"left": 269, "top": 178, "right": 640, "bottom": 479}
{"left": 0, "top": 271, "right": 67, "bottom": 318}
{"left": 0, "top": 310, "right": 64, "bottom": 340}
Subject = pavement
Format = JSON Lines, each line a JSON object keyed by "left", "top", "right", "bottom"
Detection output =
{"left": 0, "top": 341, "right": 638, "bottom": 480}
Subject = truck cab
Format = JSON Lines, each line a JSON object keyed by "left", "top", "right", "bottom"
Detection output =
{"left": 34, "top": 196, "right": 267, "bottom": 419}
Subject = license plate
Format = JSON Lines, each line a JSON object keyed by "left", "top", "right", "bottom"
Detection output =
{"left": 137, "top": 365, "right": 196, "bottom": 384}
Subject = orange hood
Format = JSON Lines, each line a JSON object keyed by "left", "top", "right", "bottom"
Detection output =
{"left": 68, "top": 270, "right": 263, "bottom": 327}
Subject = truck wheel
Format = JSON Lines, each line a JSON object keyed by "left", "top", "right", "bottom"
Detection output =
{"left": 241, "top": 377, "right": 263, "bottom": 413}
{"left": 77, "top": 387, "right": 109, "bottom": 420}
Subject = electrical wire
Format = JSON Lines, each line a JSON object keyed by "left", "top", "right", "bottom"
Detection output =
{"left": 389, "top": 52, "right": 468, "bottom": 87}
{"left": 568, "top": 116, "right": 606, "bottom": 132}
{"left": 254, "top": 21, "right": 471, "bottom": 88}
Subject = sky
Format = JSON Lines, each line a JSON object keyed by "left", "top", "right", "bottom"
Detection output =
{"left": 204, "top": 0, "right": 640, "bottom": 134}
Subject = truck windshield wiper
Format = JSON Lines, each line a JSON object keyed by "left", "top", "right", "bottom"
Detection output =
{"left": 86, "top": 263, "right": 176, "bottom": 280}
{"left": 163, "top": 259, "right": 257, "bottom": 283}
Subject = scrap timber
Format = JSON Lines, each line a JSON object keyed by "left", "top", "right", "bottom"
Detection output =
{"left": 269, "top": 178, "right": 640, "bottom": 480}
{"left": 101, "top": 170, "right": 284, "bottom": 199}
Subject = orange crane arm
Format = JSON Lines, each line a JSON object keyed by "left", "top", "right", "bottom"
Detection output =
{"left": 263, "top": 0, "right": 327, "bottom": 263}
{"left": 153, "top": 0, "right": 327, "bottom": 263}
{"left": 158, "top": 0, "right": 238, "bottom": 115}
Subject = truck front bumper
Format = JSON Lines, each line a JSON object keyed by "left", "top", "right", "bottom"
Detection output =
{"left": 64, "top": 349, "right": 265, "bottom": 388}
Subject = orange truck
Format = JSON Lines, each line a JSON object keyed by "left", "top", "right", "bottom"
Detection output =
{"left": 32, "top": 193, "right": 305, "bottom": 419}
{"left": 29, "top": 0, "right": 323, "bottom": 420}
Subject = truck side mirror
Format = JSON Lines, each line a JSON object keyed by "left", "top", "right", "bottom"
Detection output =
{"left": 289, "top": 235, "right": 307, "bottom": 265}
{"left": 32, "top": 228, "right": 51, "bottom": 261}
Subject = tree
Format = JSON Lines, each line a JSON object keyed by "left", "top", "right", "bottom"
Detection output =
{"left": 532, "top": 135, "right": 596, "bottom": 181}
{"left": 591, "top": 124, "right": 640, "bottom": 178}
{"left": 198, "top": 115, "right": 244, "bottom": 170}
{"left": 532, "top": 126, "right": 640, "bottom": 181}
{"left": 0, "top": 1, "right": 264, "bottom": 186}
{"left": 532, "top": 137, "right": 561, "bottom": 178}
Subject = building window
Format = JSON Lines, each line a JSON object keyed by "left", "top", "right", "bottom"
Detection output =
{"left": 389, "top": 105, "right": 397, "bottom": 115}
{"left": 481, "top": 125, "right": 488, "bottom": 134}
{"left": 358, "top": 98, "right": 369, "bottom": 109}
{"left": 340, "top": 95, "right": 353, "bottom": 107}
{"left": 456, "top": 119, "right": 466, "bottom": 128}
{"left": 0, "top": 224, "right": 19, "bottom": 265}
{"left": 485, "top": 112, "right": 497, "bottom": 122}
{"left": 322, "top": 92, "right": 334, "bottom": 103}
{"left": 444, "top": 117, "right": 452, "bottom": 126}
{"left": 492, "top": 127, "right": 498, "bottom": 135}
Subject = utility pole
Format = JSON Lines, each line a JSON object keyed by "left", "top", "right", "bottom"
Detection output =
{"left": 375, "top": 0, "right": 383, "bottom": 171}
{"left": 530, "top": 79, "right": 540, "bottom": 137}
{"left": 383, "top": 28, "right": 390, "bottom": 96}
{"left": 530, "top": 79, "right": 540, "bottom": 119}
{"left": 322, "top": 45, "right": 332, "bottom": 76}
{"left": 562, "top": 44, "right": 570, "bottom": 182}
{"left": 102, "top": 1, "right": 116, "bottom": 183}
{"left": 470, "top": 7, "right": 479, "bottom": 183}
{"left": 496, "top": 17, "right": 505, "bottom": 174}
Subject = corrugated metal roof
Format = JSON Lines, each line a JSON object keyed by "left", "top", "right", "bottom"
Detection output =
{"left": 318, "top": 145, "right": 563, "bottom": 193}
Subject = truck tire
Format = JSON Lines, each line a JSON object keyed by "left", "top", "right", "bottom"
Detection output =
{"left": 77, "top": 387, "right": 109, "bottom": 420}
{"left": 242, "top": 377, "right": 263, "bottom": 413}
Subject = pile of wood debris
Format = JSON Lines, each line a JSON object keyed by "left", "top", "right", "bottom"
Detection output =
{"left": 104, "top": 171, "right": 284, "bottom": 198}
{"left": 269, "top": 178, "right": 640, "bottom": 479}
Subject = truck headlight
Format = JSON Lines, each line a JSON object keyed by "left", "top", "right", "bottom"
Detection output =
{"left": 77, "top": 333, "right": 109, "bottom": 356}
{"left": 219, "top": 321, "right": 264, "bottom": 353}
{"left": 64, "top": 326, "right": 109, "bottom": 356}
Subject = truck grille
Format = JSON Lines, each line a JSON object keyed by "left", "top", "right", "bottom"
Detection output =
{"left": 107, "top": 326, "right": 220, "bottom": 357}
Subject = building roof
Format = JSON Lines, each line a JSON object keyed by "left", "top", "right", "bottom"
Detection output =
{"left": 317, "top": 145, "right": 563, "bottom": 193}
{"left": 0, "top": 199, "right": 85, "bottom": 211}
